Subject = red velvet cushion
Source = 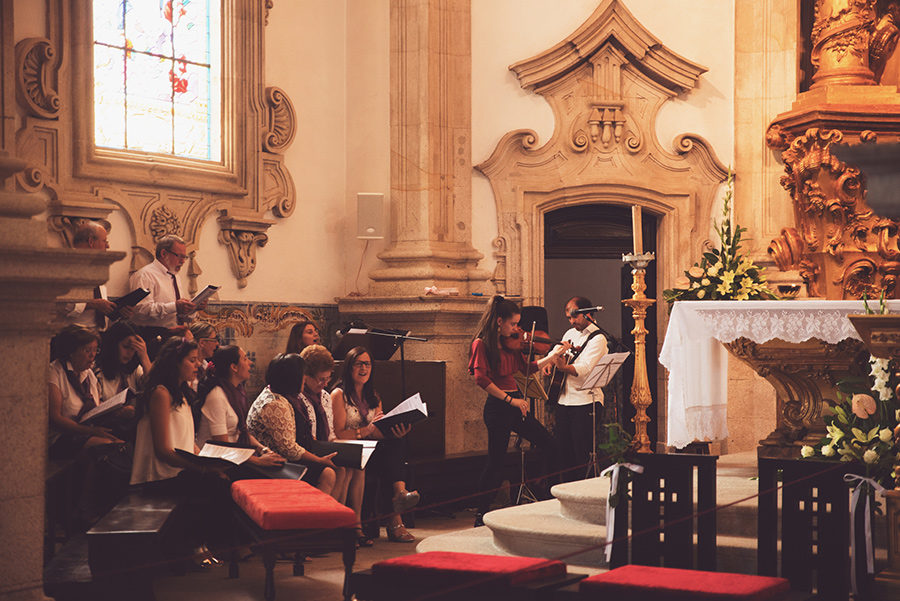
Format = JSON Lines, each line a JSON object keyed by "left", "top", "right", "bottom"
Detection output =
{"left": 579, "top": 565, "right": 791, "bottom": 601}
{"left": 373, "top": 551, "right": 566, "bottom": 589}
{"left": 231, "top": 479, "right": 356, "bottom": 530}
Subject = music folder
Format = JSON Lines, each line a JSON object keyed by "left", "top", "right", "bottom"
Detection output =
{"left": 306, "top": 439, "right": 378, "bottom": 469}
{"left": 373, "top": 392, "right": 428, "bottom": 435}
{"left": 109, "top": 287, "right": 150, "bottom": 320}
{"left": 175, "top": 441, "right": 255, "bottom": 471}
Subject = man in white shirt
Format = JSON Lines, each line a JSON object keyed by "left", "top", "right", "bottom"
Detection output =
{"left": 551, "top": 296, "right": 608, "bottom": 481}
{"left": 62, "top": 221, "right": 132, "bottom": 329}
{"left": 129, "top": 235, "right": 198, "bottom": 354}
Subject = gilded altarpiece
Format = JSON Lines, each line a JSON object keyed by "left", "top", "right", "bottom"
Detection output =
{"left": 737, "top": 0, "right": 900, "bottom": 456}
{"left": 14, "top": 0, "right": 297, "bottom": 292}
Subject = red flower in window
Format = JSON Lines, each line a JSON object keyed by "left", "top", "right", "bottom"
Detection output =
{"left": 169, "top": 70, "right": 189, "bottom": 94}
{"left": 163, "top": 1, "right": 187, "bottom": 25}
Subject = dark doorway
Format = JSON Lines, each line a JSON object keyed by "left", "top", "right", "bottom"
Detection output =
{"left": 544, "top": 204, "right": 658, "bottom": 447}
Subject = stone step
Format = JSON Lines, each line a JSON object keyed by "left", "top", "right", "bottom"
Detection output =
{"left": 484, "top": 499, "right": 608, "bottom": 567}
{"left": 550, "top": 477, "right": 608, "bottom": 525}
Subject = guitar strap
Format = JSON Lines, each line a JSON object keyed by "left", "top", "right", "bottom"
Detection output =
{"left": 558, "top": 328, "right": 605, "bottom": 392}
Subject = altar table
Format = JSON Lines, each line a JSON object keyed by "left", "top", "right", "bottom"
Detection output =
{"left": 659, "top": 300, "right": 900, "bottom": 449}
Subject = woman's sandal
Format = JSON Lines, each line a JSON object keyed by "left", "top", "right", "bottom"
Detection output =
{"left": 387, "top": 523, "right": 415, "bottom": 543}
{"left": 355, "top": 528, "right": 374, "bottom": 548}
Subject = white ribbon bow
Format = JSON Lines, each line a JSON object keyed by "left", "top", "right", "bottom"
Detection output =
{"left": 843, "top": 473, "right": 885, "bottom": 596}
{"left": 600, "top": 462, "right": 644, "bottom": 563}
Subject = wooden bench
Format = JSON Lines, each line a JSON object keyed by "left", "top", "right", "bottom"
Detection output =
{"left": 229, "top": 479, "right": 357, "bottom": 601}
{"left": 352, "top": 551, "right": 585, "bottom": 601}
{"left": 86, "top": 491, "right": 180, "bottom": 601}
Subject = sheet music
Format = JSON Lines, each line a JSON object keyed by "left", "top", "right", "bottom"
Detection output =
{"left": 191, "top": 284, "right": 219, "bottom": 305}
{"left": 378, "top": 392, "right": 428, "bottom": 419}
{"left": 197, "top": 442, "right": 255, "bottom": 465}
{"left": 79, "top": 388, "right": 128, "bottom": 423}
{"left": 577, "top": 352, "right": 631, "bottom": 390}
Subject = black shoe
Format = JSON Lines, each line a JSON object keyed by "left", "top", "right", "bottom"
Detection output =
{"left": 473, "top": 512, "right": 485, "bottom": 528}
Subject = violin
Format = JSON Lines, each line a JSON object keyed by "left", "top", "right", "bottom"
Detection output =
{"left": 500, "top": 326, "right": 526, "bottom": 351}
{"left": 501, "top": 329, "right": 565, "bottom": 356}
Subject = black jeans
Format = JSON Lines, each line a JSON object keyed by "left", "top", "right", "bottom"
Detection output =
{"left": 476, "top": 394, "right": 557, "bottom": 513}
{"left": 555, "top": 403, "right": 598, "bottom": 482}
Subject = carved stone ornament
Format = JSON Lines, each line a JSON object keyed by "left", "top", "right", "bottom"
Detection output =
{"left": 196, "top": 303, "right": 319, "bottom": 337}
{"left": 217, "top": 213, "right": 273, "bottom": 289}
{"left": 476, "top": 0, "right": 727, "bottom": 304}
{"left": 14, "top": 1, "right": 298, "bottom": 288}
{"left": 263, "top": 86, "right": 296, "bottom": 154}
{"left": 15, "top": 37, "right": 61, "bottom": 119}
{"left": 724, "top": 336, "right": 867, "bottom": 457}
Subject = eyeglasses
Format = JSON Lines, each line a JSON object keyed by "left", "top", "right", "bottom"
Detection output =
{"left": 165, "top": 248, "right": 189, "bottom": 260}
{"left": 353, "top": 361, "right": 372, "bottom": 369}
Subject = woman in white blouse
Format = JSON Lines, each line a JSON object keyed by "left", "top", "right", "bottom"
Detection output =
{"left": 196, "top": 345, "right": 283, "bottom": 469}
{"left": 130, "top": 337, "right": 229, "bottom": 567}
{"left": 48, "top": 325, "right": 123, "bottom": 459}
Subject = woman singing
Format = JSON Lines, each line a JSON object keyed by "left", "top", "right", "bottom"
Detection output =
{"left": 468, "top": 295, "right": 569, "bottom": 527}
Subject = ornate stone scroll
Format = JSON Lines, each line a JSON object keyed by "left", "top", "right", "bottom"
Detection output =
{"left": 476, "top": 0, "right": 727, "bottom": 304}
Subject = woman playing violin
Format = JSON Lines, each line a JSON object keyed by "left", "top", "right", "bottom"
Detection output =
{"left": 467, "top": 295, "right": 570, "bottom": 527}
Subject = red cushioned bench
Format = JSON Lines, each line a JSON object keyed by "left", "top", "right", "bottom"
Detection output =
{"left": 229, "top": 479, "right": 357, "bottom": 601}
{"left": 553, "top": 565, "right": 809, "bottom": 601}
{"left": 351, "top": 551, "right": 586, "bottom": 601}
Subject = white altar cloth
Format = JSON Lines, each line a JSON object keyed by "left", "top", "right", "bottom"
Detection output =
{"left": 659, "top": 299, "right": 900, "bottom": 448}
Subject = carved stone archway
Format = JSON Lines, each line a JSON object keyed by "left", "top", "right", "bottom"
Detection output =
{"left": 476, "top": 0, "right": 728, "bottom": 309}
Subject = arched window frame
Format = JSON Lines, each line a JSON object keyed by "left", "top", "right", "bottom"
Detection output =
{"left": 14, "top": 0, "right": 297, "bottom": 289}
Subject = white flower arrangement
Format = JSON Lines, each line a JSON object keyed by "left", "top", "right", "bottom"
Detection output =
{"left": 663, "top": 171, "right": 777, "bottom": 305}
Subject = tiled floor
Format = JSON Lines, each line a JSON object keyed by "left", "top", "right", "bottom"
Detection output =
{"left": 153, "top": 509, "right": 475, "bottom": 601}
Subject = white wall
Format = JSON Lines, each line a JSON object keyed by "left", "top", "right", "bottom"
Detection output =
{"left": 471, "top": 0, "right": 736, "bottom": 276}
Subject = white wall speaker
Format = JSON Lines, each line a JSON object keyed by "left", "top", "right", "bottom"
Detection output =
{"left": 357, "top": 192, "right": 385, "bottom": 239}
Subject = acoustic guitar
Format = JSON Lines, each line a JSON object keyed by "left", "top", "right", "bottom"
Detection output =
{"left": 546, "top": 329, "right": 604, "bottom": 405}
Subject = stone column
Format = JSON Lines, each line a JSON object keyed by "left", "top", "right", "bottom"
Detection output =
{"left": 0, "top": 3, "right": 123, "bottom": 599}
{"left": 340, "top": 0, "right": 492, "bottom": 456}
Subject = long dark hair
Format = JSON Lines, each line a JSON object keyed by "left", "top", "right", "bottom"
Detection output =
{"left": 335, "top": 346, "right": 378, "bottom": 414}
{"left": 97, "top": 321, "right": 143, "bottom": 380}
{"left": 199, "top": 345, "right": 249, "bottom": 442}
{"left": 138, "top": 337, "right": 198, "bottom": 418}
{"left": 471, "top": 295, "right": 520, "bottom": 371}
{"left": 285, "top": 320, "right": 318, "bottom": 355}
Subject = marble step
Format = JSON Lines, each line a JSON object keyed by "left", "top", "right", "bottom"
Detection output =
{"left": 550, "top": 477, "right": 608, "bottom": 525}
{"left": 484, "top": 498, "right": 608, "bottom": 567}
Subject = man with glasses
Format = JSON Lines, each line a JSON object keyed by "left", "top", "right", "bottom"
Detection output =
{"left": 129, "top": 234, "right": 202, "bottom": 357}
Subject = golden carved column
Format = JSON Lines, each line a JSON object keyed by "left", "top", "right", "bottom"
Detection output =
{"left": 339, "top": 0, "right": 490, "bottom": 456}
{"left": 623, "top": 253, "right": 656, "bottom": 453}
{"left": 810, "top": 0, "right": 878, "bottom": 88}
{"left": 767, "top": 0, "right": 900, "bottom": 299}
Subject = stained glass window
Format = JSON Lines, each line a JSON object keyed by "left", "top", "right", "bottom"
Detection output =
{"left": 93, "top": 0, "right": 222, "bottom": 162}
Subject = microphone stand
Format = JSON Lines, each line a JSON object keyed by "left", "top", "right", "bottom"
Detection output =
{"left": 364, "top": 329, "right": 427, "bottom": 400}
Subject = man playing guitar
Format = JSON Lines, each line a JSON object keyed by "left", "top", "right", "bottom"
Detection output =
{"left": 549, "top": 296, "right": 608, "bottom": 482}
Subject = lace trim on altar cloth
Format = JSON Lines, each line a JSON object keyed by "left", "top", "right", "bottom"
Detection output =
{"left": 675, "top": 299, "right": 900, "bottom": 345}
{"left": 668, "top": 405, "right": 728, "bottom": 449}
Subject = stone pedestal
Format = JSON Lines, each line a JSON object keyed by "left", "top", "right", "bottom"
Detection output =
{"left": 0, "top": 156, "right": 123, "bottom": 601}
{"left": 723, "top": 337, "right": 866, "bottom": 458}
{"left": 338, "top": 295, "right": 489, "bottom": 455}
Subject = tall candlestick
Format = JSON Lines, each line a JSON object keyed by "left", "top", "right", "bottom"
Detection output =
{"left": 631, "top": 205, "right": 643, "bottom": 255}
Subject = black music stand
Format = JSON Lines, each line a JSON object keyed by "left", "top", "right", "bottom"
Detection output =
{"left": 576, "top": 351, "right": 630, "bottom": 478}
{"left": 333, "top": 327, "right": 426, "bottom": 400}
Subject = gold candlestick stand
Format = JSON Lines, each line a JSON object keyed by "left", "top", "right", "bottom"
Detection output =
{"left": 623, "top": 251, "right": 656, "bottom": 454}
